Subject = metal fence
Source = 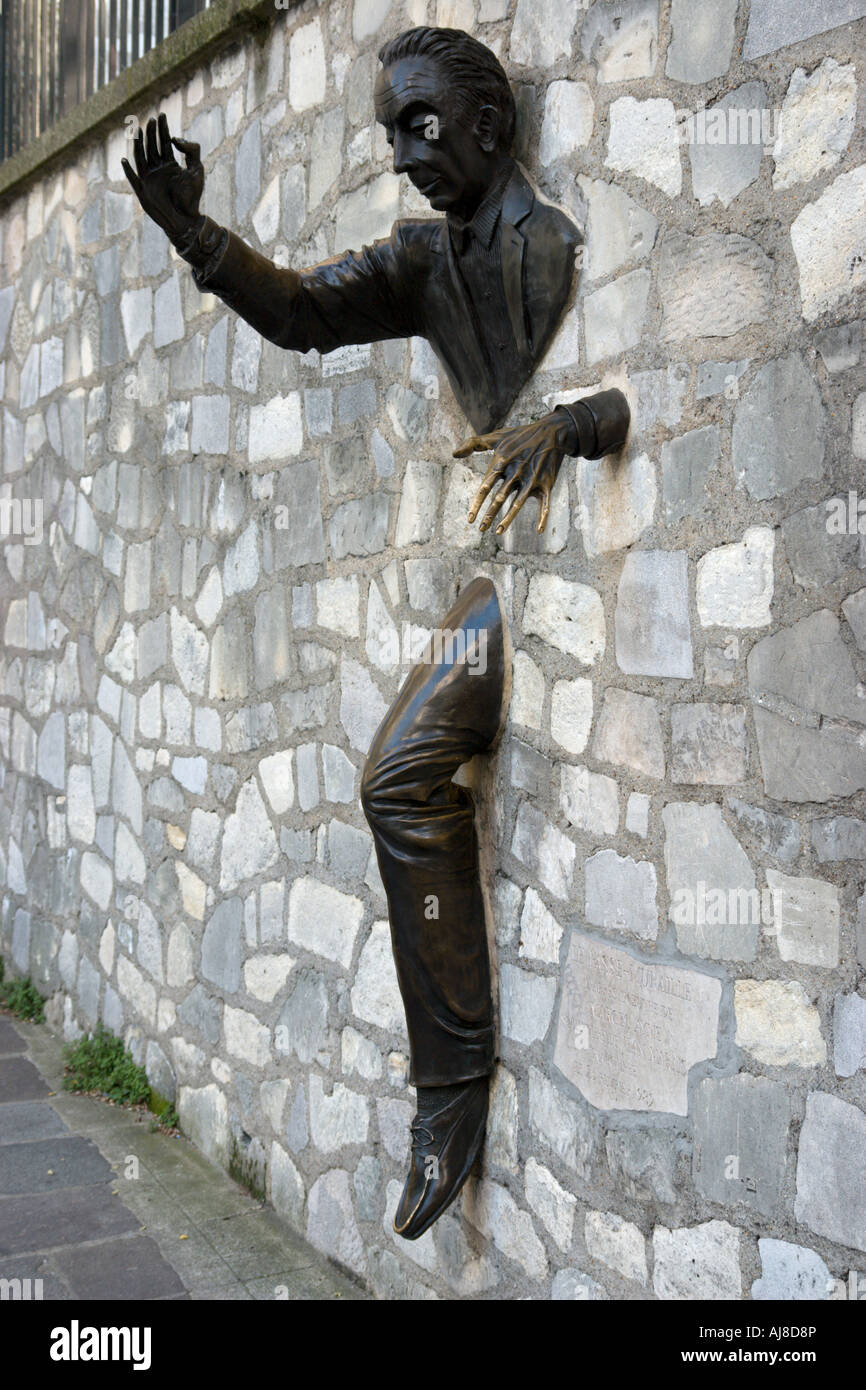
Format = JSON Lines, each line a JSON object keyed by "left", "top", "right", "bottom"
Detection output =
{"left": 0, "top": 0, "right": 212, "bottom": 162}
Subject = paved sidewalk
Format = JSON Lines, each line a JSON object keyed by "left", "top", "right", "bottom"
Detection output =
{"left": 0, "top": 1014, "right": 367, "bottom": 1301}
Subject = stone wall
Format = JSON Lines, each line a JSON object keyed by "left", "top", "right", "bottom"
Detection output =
{"left": 1, "top": 0, "right": 865, "bottom": 1300}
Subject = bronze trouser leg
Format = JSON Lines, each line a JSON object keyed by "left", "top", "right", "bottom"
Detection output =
{"left": 360, "top": 576, "right": 505, "bottom": 1087}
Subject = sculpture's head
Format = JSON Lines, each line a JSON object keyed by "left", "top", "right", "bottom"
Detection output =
{"left": 374, "top": 27, "right": 516, "bottom": 222}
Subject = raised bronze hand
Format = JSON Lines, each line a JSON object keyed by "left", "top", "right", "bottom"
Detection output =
{"left": 456, "top": 408, "right": 578, "bottom": 535}
{"left": 121, "top": 113, "right": 204, "bottom": 245}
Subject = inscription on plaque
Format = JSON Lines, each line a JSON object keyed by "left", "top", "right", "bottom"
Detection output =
{"left": 553, "top": 932, "right": 722, "bottom": 1115}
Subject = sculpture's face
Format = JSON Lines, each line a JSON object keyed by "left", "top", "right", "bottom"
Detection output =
{"left": 374, "top": 56, "right": 497, "bottom": 220}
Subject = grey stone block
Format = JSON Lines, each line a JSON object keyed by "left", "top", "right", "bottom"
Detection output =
{"left": 688, "top": 83, "right": 766, "bottom": 208}
{"left": 661, "top": 425, "right": 719, "bottom": 522}
{"left": 615, "top": 549, "right": 693, "bottom": 677}
{"left": 744, "top": 0, "right": 866, "bottom": 59}
{"left": 733, "top": 354, "right": 825, "bottom": 500}
{"left": 671, "top": 704, "right": 748, "bottom": 785}
{"left": 795, "top": 1091, "right": 866, "bottom": 1253}
{"left": 666, "top": 0, "right": 737, "bottom": 82}
{"left": 781, "top": 503, "right": 858, "bottom": 590}
{"left": 693, "top": 1075, "right": 790, "bottom": 1217}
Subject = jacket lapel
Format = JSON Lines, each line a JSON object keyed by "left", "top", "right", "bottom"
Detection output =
{"left": 500, "top": 167, "right": 535, "bottom": 359}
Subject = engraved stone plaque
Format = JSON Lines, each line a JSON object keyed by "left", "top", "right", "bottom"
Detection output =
{"left": 554, "top": 932, "right": 722, "bottom": 1115}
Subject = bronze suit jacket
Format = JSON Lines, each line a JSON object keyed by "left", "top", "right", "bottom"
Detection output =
{"left": 188, "top": 163, "right": 581, "bottom": 433}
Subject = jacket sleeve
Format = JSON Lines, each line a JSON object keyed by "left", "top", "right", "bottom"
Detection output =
{"left": 177, "top": 215, "right": 418, "bottom": 353}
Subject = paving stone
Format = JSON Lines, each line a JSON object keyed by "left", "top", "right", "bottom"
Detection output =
{"left": 666, "top": 0, "right": 737, "bottom": 83}
{"left": 0, "top": 1057, "right": 50, "bottom": 1103}
{"left": 0, "top": 1184, "right": 139, "bottom": 1256}
{"left": 795, "top": 1091, "right": 866, "bottom": 1253}
{"left": 54, "top": 1234, "right": 186, "bottom": 1300}
{"left": 0, "top": 1018, "right": 25, "bottom": 1056}
{"left": 0, "top": 1100, "right": 66, "bottom": 1143}
{"left": 0, "top": 1136, "right": 112, "bottom": 1195}
{"left": 693, "top": 1075, "right": 790, "bottom": 1218}
{"left": 659, "top": 232, "right": 772, "bottom": 342}
{"left": 615, "top": 549, "right": 692, "bottom": 678}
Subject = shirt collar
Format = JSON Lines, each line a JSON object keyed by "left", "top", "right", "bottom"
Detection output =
{"left": 448, "top": 159, "right": 515, "bottom": 252}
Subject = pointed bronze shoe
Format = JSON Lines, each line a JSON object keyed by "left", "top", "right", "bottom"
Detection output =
{"left": 393, "top": 1078, "right": 489, "bottom": 1241}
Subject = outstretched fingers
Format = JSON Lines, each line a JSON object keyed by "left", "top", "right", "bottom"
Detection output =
{"left": 467, "top": 458, "right": 506, "bottom": 523}
{"left": 120, "top": 157, "right": 142, "bottom": 198}
{"left": 479, "top": 474, "right": 521, "bottom": 533}
{"left": 453, "top": 429, "right": 506, "bottom": 459}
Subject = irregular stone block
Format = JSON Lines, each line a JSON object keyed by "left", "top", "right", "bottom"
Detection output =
{"left": 752, "top": 1240, "right": 832, "bottom": 1301}
{"left": 661, "top": 425, "right": 719, "bottom": 524}
{"left": 833, "top": 993, "right": 866, "bottom": 1077}
{"left": 663, "top": 802, "right": 758, "bottom": 961}
{"left": 523, "top": 574, "right": 605, "bottom": 664}
{"left": 791, "top": 165, "right": 866, "bottom": 322}
{"left": 693, "top": 1074, "right": 790, "bottom": 1217}
{"left": 688, "top": 83, "right": 767, "bottom": 208}
{"left": 577, "top": 176, "right": 657, "bottom": 282}
{"left": 671, "top": 703, "right": 748, "bottom": 785}
{"left": 666, "top": 0, "right": 737, "bottom": 83}
{"left": 658, "top": 232, "right": 772, "bottom": 342}
{"left": 812, "top": 815, "right": 866, "bottom": 862}
{"left": 554, "top": 932, "right": 721, "bottom": 1114}
{"left": 781, "top": 503, "right": 858, "bottom": 590}
{"left": 748, "top": 610, "right": 866, "bottom": 801}
{"left": 768, "top": 868, "right": 840, "bottom": 968}
{"left": 593, "top": 687, "right": 665, "bottom": 779}
{"left": 560, "top": 764, "right": 618, "bottom": 836}
{"left": 606, "top": 97, "right": 681, "bottom": 197}
{"left": 773, "top": 59, "right": 856, "bottom": 190}
{"left": 615, "top": 549, "right": 693, "bottom": 678}
{"left": 577, "top": 451, "right": 656, "bottom": 557}
{"left": 697, "top": 526, "right": 774, "bottom": 628}
{"left": 652, "top": 1221, "right": 741, "bottom": 1300}
{"left": 744, "top": 0, "right": 866, "bottom": 60}
{"left": 580, "top": 1, "right": 658, "bottom": 83}
{"left": 583, "top": 269, "right": 651, "bottom": 363}
{"left": 795, "top": 1091, "right": 866, "bottom": 1253}
{"left": 584, "top": 849, "right": 658, "bottom": 940}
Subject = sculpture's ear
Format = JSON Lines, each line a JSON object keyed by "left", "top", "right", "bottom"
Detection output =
{"left": 474, "top": 104, "right": 499, "bottom": 153}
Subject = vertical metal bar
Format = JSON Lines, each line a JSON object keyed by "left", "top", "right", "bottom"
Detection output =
{"left": 143, "top": 0, "right": 152, "bottom": 54}
{"left": 109, "top": 0, "right": 117, "bottom": 81}
{"left": 131, "top": 0, "right": 139, "bottom": 62}
{"left": 85, "top": 0, "right": 95, "bottom": 97}
{"left": 119, "top": 0, "right": 127, "bottom": 70}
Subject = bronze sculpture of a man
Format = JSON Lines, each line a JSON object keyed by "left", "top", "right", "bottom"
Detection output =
{"left": 123, "top": 25, "right": 629, "bottom": 1239}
